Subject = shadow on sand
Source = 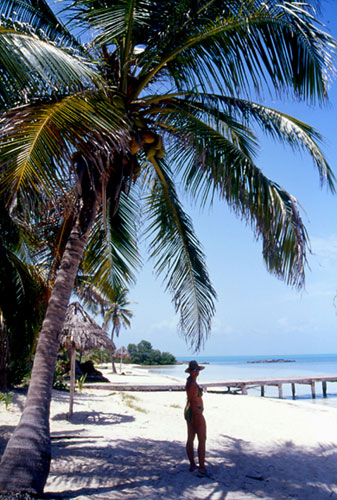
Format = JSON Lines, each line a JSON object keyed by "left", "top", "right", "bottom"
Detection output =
{"left": 52, "top": 411, "right": 134, "bottom": 426}
{"left": 0, "top": 425, "right": 16, "bottom": 456}
{"left": 44, "top": 433, "right": 337, "bottom": 499}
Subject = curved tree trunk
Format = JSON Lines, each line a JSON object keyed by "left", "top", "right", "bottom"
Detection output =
{"left": 0, "top": 212, "right": 95, "bottom": 494}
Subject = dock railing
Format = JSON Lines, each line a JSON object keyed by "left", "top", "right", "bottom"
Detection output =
{"left": 86, "top": 375, "right": 337, "bottom": 399}
{"left": 202, "top": 375, "right": 337, "bottom": 399}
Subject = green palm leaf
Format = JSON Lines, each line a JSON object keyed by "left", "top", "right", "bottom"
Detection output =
{"left": 0, "top": 0, "right": 79, "bottom": 46}
{"left": 101, "top": 284, "right": 133, "bottom": 336}
{"left": 158, "top": 93, "right": 335, "bottom": 192}
{"left": 0, "top": 92, "right": 129, "bottom": 198}
{"left": 0, "top": 28, "right": 97, "bottom": 111}
{"left": 0, "top": 198, "right": 48, "bottom": 385}
{"left": 83, "top": 190, "right": 142, "bottom": 293}
{"left": 152, "top": 98, "right": 310, "bottom": 287}
{"left": 215, "top": 96, "right": 335, "bottom": 190}
{"left": 71, "top": 0, "right": 149, "bottom": 44}
{"left": 136, "top": 1, "right": 336, "bottom": 101}
{"left": 144, "top": 157, "right": 217, "bottom": 351}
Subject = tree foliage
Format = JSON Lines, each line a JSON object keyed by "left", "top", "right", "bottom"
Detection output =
{"left": 128, "top": 340, "right": 176, "bottom": 365}
{"left": 0, "top": 196, "right": 48, "bottom": 387}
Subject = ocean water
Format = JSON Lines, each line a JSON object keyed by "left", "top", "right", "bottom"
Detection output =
{"left": 148, "top": 354, "right": 337, "bottom": 407}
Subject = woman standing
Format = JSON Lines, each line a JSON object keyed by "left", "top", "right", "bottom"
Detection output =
{"left": 185, "top": 360, "right": 208, "bottom": 477}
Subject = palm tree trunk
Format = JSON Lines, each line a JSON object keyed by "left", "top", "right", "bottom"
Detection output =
{"left": 0, "top": 212, "right": 95, "bottom": 494}
{"left": 111, "top": 356, "right": 117, "bottom": 373}
{"left": 111, "top": 353, "right": 117, "bottom": 374}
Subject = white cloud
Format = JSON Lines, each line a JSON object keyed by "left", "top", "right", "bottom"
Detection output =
{"left": 311, "top": 235, "right": 337, "bottom": 269}
{"left": 209, "top": 317, "right": 232, "bottom": 334}
{"left": 306, "top": 281, "right": 337, "bottom": 299}
{"left": 276, "top": 316, "right": 313, "bottom": 334}
{"left": 150, "top": 316, "right": 177, "bottom": 331}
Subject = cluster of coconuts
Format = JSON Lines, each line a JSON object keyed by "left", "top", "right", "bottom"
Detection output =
{"left": 130, "top": 130, "right": 165, "bottom": 160}
{"left": 111, "top": 94, "right": 165, "bottom": 160}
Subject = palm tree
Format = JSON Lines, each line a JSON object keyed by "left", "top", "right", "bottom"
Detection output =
{"left": 75, "top": 281, "right": 134, "bottom": 373}
{"left": 115, "top": 346, "right": 131, "bottom": 373}
{"left": 102, "top": 286, "right": 133, "bottom": 373}
{"left": 60, "top": 301, "right": 115, "bottom": 417}
{"left": 0, "top": 0, "right": 336, "bottom": 494}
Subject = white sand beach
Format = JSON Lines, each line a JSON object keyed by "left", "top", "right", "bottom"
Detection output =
{"left": 1, "top": 365, "right": 337, "bottom": 499}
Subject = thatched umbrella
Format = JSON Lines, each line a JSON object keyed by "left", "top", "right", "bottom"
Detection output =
{"left": 60, "top": 301, "right": 115, "bottom": 417}
{"left": 115, "top": 346, "right": 130, "bottom": 373}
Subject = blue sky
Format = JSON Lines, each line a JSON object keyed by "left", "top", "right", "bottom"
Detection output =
{"left": 50, "top": 0, "right": 337, "bottom": 357}
{"left": 116, "top": 1, "right": 337, "bottom": 357}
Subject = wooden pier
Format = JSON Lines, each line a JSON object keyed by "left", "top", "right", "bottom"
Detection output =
{"left": 202, "top": 375, "right": 337, "bottom": 399}
{"left": 86, "top": 375, "right": 337, "bottom": 399}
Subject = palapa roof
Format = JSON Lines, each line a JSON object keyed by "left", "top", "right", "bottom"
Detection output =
{"left": 60, "top": 302, "right": 115, "bottom": 353}
{"left": 115, "top": 346, "right": 131, "bottom": 359}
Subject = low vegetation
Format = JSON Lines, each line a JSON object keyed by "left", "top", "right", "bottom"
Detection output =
{"left": 127, "top": 340, "right": 176, "bottom": 366}
{"left": 0, "top": 391, "right": 14, "bottom": 410}
{"left": 121, "top": 393, "right": 148, "bottom": 414}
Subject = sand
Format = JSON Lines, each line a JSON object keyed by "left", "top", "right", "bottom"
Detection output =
{"left": 1, "top": 365, "right": 337, "bottom": 499}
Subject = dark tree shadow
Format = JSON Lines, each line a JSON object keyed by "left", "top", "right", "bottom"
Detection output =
{"left": 52, "top": 411, "right": 134, "bottom": 426}
{"left": 0, "top": 425, "right": 15, "bottom": 456}
{"left": 0, "top": 389, "right": 27, "bottom": 457}
{"left": 44, "top": 433, "right": 337, "bottom": 500}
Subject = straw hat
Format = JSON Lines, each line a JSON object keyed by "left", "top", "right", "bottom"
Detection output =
{"left": 185, "top": 360, "right": 205, "bottom": 373}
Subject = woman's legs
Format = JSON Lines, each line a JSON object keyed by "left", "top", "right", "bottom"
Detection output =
{"left": 194, "top": 415, "right": 207, "bottom": 473}
{"left": 186, "top": 422, "right": 197, "bottom": 470}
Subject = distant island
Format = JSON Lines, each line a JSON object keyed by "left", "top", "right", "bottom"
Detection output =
{"left": 247, "top": 359, "right": 296, "bottom": 364}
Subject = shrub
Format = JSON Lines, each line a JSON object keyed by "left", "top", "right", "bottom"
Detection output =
{"left": 127, "top": 340, "right": 176, "bottom": 365}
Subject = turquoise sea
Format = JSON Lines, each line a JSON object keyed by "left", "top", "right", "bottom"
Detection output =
{"left": 148, "top": 354, "right": 337, "bottom": 407}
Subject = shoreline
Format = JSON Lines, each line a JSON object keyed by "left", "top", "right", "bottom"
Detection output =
{"left": 1, "top": 365, "right": 337, "bottom": 498}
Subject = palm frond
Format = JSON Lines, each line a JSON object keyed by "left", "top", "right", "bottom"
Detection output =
{"left": 158, "top": 93, "right": 335, "bottom": 193}
{"left": 73, "top": 278, "right": 106, "bottom": 315}
{"left": 0, "top": 0, "right": 79, "bottom": 46}
{"left": 144, "top": 158, "right": 216, "bottom": 352}
{"left": 101, "top": 285, "right": 133, "bottom": 334}
{"left": 83, "top": 189, "right": 142, "bottom": 293}
{"left": 0, "top": 211, "right": 48, "bottom": 352}
{"left": 215, "top": 96, "right": 336, "bottom": 191}
{"left": 0, "top": 28, "right": 96, "bottom": 110}
{"left": 0, "top": 92, "right": 129, "bottom": 200}
{"left": 166, "top": 117, "right": 310, "bottom": 288}
{"left": 69, "top": 0, "right": 150, "bottom": 45}
{"left": 136, "top": 1, "right": 336, "bottom": 102}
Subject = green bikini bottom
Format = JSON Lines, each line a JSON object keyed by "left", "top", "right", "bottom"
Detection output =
{"left": 184, "top": 404, "right": 203, "bottom": 423}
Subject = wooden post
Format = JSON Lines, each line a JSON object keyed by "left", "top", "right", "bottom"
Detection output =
{"left": 311, "top": 381, "right": 316, "bottom": 399}
{"left": 278, "top": 384, "right": 283, "bottom": 399}
{"left": 322, "top": 381, "right": 327, "bottom": 398}
{"left": 68, "top": 344, "right": 76, "bottom": 418}
{"left": 241, "top": 384, "right": 248, "bottom": 395}
{"left": 291, "top": 383, "right": 296, "bottom": 400}
{"left": 261, "top": 385, "right": 265, "bottom": 397}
